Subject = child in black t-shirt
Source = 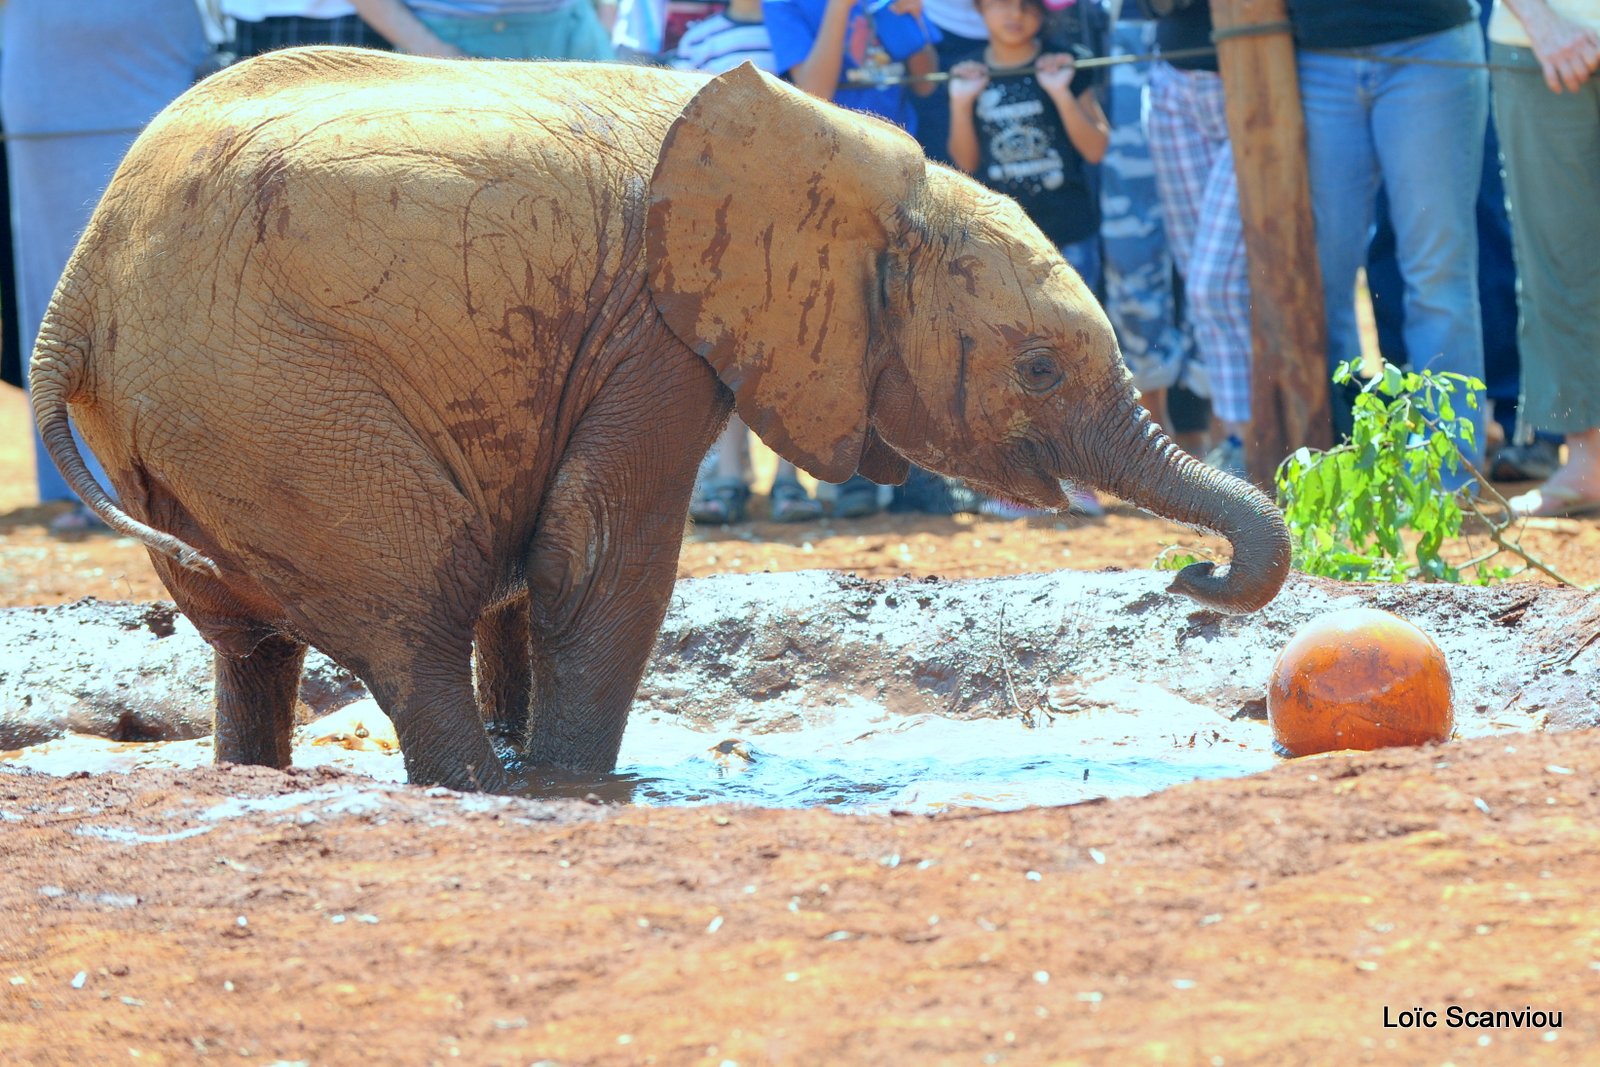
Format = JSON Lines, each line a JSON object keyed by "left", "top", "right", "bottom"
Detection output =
{"left": 947, "top": 0, "right": 1109, "bottom": 282}
{"left": 948, "top": 0, "right": 1110, "bottom": 519}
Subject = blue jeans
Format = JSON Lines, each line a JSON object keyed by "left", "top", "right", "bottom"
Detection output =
{"left": 420, "top": 6, "right": 614, "bottom": 61}
{"left": 1297, "top": 21, "right": 1488, "bottom": 460}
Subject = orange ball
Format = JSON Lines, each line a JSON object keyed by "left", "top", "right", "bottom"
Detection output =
{"left": 1267, "top": 608, "right": 1453, "bottom": 757}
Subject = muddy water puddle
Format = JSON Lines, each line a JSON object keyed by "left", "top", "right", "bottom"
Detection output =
{"left": 610, "top": 700, "right": 1277, "bottom": 811}
{"left": 6, "top": 694, "right": 1278, "bottom": 813}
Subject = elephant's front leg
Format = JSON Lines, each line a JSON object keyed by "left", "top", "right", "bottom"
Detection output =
{"left": 521, "top": 479, "right": 697, "bottom": 773}
{"left": 519, "top": 384, "right": 723, "bottom": 772}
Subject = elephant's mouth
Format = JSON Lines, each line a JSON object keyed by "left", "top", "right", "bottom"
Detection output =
{"left": 964, "top": 464, "right": 1073, "bottom": 513}
{"left": 976, "top": 437, "right": 1075, "bottom": 511}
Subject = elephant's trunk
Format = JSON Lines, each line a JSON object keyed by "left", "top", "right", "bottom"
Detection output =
{"left": 1086, "top": 400, "right": 1292, "bottom": 614}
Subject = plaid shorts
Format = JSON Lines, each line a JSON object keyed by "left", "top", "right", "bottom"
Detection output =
{"left": 1146, "top": 61, "right": 1252, "bottom": 425}
{"left": 233, "top": 15, "right": 393, "bottom": 57}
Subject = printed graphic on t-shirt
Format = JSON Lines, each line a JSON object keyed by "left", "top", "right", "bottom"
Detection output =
{"left": 977, "top": 84, "right": 1064, "bottom": 191}
{"left": 845, "top": 13, "right": 905, "bottom": 85}
{"left": 970, "top": 73, "right": 1098, "bottom": 246}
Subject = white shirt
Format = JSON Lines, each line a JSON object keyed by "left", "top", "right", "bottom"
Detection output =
{"left": 671, "top": 12, "right": 776, "bottom": 72}
{"left": 921, "top": 0, "right": 987, "bottom": 41}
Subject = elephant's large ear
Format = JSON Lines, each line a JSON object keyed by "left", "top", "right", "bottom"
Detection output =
{"left": 648, "top": 63, "right": 924, "bottom": 483}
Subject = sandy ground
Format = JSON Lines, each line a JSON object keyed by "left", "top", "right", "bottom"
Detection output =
{"left": 5, "top": 381, "right": 1600, "bottom": 1064}
{"left": 4, "top": 382, "right": 1599, "bottom": 605}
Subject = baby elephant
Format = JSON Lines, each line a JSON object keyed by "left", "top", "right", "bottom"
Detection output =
{"left": 31, "top": 50, "right": 1288, "bottom": 791}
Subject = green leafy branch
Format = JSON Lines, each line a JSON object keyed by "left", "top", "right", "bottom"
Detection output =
{"left": 1273, "top": 362, "right": 1580, "bottom": 587}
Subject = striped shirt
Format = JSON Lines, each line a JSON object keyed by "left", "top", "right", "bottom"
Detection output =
{"left": 671, "top": 12, "right": 776, "bottom": 73}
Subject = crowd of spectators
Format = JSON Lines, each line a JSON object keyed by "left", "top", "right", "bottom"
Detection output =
{"left": 4, "top": 0, "right": 1597, "bottom": 530}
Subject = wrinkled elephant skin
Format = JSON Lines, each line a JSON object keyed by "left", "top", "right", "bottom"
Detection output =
{"left": 28, "top": 52, "right": 1288, "bottom": 790}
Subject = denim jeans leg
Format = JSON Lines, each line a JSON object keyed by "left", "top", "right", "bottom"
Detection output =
{"left": 1370, "top": 23, "right": 1488, "bottom": 461}
{"left": 1295, "top": 49, "right": 1381, "bottom": 387}
{"left": 1493, "top": 46, "right": 1600, "bottom": 437}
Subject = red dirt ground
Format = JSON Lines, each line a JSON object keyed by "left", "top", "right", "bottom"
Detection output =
{"left": 4, "top": 382, "right": 1600, "bottom": 1064}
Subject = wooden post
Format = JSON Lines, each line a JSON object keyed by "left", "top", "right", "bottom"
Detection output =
{"left": 1211, "top": 0, "right": 1331, "bottom": 487}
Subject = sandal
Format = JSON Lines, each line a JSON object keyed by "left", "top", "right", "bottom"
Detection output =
{"left": 769, "top": 478, "right": 822, "bottom": 523}
{"left": 689, "top": 476, "right": 749, "bottom": 525}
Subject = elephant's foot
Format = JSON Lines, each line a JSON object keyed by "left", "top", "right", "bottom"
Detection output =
{"left": 371, "top": 665, "right": 510, "bottom": 793}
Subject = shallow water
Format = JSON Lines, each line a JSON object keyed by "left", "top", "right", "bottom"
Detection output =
{"left": 2, "top": 693, "right": 1279, "bottom": 813}
{"left": 601, "top": 697, "right": 1277, "bottom": 811}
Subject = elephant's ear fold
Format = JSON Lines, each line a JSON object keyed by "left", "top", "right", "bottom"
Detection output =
{"left": 857, "top": 428, "right": 910, "bottom": 485}
{"left": 647, "top": 62, "right": 924, "bottom": 483}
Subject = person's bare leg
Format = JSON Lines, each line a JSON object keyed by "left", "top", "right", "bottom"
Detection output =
{"left": 1536, "top": 428, "right": 1600, "bottom": 496}
{"left": 769, "top": 456, "right": 822, "bottom": 522}
{"left": 691, "top": 417, "right": 751, "bottom": 523}
{"left": 1510, "top": 427, "right": 1600, "bottom": 515}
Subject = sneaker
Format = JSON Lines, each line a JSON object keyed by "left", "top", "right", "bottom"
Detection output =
{"left": 832, "top": 473, "right": 881, "bottom": 519}
{"left": 1491, "top": 439, "right": 1561, "bottom": 482}
{"left": 47, "top": 504, "right": 108, "bottom": 534}
{"left": 1203, "top": 435, "right": 1248, "bottom": 480}
{"left": 887, "top": 466, "right": 955, "bottom": 514}
{"left": 768, "top": 478, "right": 823, "bottom": 523}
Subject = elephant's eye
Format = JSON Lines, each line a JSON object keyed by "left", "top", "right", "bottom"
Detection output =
{"left": 1019, "top": 353, "right": 1062, "bottom": 393}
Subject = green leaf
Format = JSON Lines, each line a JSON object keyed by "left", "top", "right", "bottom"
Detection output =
{"left": 1380, "top": 364, "right": 1406, "bottom": 396}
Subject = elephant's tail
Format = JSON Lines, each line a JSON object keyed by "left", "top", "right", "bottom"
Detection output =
{"left": 29, "top": 327, "right": 221, "bottom": 577}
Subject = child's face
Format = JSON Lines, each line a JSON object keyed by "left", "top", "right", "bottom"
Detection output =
{"left": 977, "top": 0, "right": 1044, "bottom": 50}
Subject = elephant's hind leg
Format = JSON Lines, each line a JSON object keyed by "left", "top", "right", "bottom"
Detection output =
{"left": 147, "top": 550, "right": 306, "bottom": 770}
{"left": 294, "top": 554, "right": 508, "bottom": 791}
{"left": 281, "top": 536, "right": 508, "bottom": 790}
{"left": 213, "top": 634, "right": 308, "bottom": 768}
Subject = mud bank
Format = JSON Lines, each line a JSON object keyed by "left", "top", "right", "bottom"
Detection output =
{"left": 5, "top": 572, "right": 1600, "bottom": 1061}
{"left": 5, "top": 571, "right": 1598, "bottom": 810}
{"left": 6, "top": 570, "right": 1598, "bottom": 750}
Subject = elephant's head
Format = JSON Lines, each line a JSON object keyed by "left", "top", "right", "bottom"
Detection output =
{"left": 647, "top": 64, "right": 1289, "bottom": 613}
